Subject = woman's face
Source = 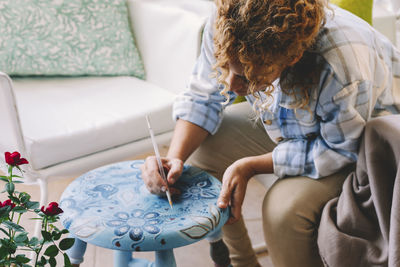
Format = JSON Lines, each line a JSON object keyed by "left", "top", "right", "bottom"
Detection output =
{"left": 227, "top": 59, "right": 283, "bottom": 96}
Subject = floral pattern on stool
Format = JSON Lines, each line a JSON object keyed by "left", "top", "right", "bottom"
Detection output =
{"left": 60, "top": 160, "right": 229, "bottom": 252}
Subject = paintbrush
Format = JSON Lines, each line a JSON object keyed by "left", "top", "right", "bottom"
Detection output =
{"left": 145, "top": 115, "right": 173, "bottom": 209}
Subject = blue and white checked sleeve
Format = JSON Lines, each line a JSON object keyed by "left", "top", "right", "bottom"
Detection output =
{"left": 172, "top": 16, "right": 236, "bottom": 134}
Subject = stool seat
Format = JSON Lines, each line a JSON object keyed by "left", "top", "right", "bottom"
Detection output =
{"left": 60, "top": 160, "right": 229, "bottom": 254}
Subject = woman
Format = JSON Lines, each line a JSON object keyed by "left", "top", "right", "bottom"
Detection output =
{"left": 141, "top": 0, "right": 400, "bottom": 266}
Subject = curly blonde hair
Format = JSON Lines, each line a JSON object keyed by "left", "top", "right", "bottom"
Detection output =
{"left": 213, "top": 0, "right": 328, "bottom": 110}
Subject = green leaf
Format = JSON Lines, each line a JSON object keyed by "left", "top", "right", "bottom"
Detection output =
{"left": 2, "top": 220, "right": 25, "bottom": 232}
{"left": 0, "top": 227, "right": 10, "bottom": 237}
{"left": 0, "top": 245, "right": 8, "bottom": 259}
{"left": 12, "top": 180, "right": 23, "bottom": 184}
{"left": 49, "top": 256, "right": 56, "bottom": 267}
{"left": 14, "top": 232, "right": 28, "bottom": 243}
{"left": 3, "top": 241, "right": 17, "bottom": 254}
{"left": 15, "top": 254, "right": 30, "bottom": 263}
{"left": 0, "top": 177, "right": 9, "bottom": 182}
{"left": 39, "top": 256, "right": 47, "bottom": 265}
{"left": 42, "top": 230, "right": 52, "bottom": 241}
{"left": 0, "top": 205, "right": 11, "bottom": 218}
{"left": 12, "top": 206, "right": 27, "bottom": 214}
{"left": 52, "top": 231, "right": 62, "bottom": 241}
{"left": 46, "top": 217, "right": 59, "bottom": 224}
{"left": 8, "top": 258, "right": 18, "bottom": 264}
{"left": 19, "top": 192, "right": 31, "bottom": 203}
{"left": 59, "top": 238, "right": 75, "bottom": 251}
{"left": 28, "top": 237, "right": 39, "bottom": 246}
{"left": 26, "top": 201, "right": 39, "bottom": 209}
{"left": 63, "top": 253, "right": 72, "bottom": 267}
{"left": 44, "top": 245, "right": 59, "bottom": 257}
{"left": 0, "top": 259, "right": 13, "bottom": 266}
{"left": 60, "top": 229, "right": 69, "bottom": 234}
{"left": 5, "top": 182, "right": 15, "bottom": 194}
{"left": 9, "top": 195, "right": 20, "bottom": 204}
{"left": 50, "top": 224, "right": 60, "bottom": 232}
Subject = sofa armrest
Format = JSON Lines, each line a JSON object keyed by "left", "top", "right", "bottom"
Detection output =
{"left": 127, "top": 0, "right": 214, "bottom": 94}
{"left": 0, "top": 72, "right": 26, "bottom": 160}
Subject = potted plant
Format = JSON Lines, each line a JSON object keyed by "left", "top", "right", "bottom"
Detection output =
{"left": 0, "top": 151, "right": 74, "bottom": 267}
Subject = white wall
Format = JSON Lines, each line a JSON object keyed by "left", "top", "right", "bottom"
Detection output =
{"left": 373, "top": 0, "right": 400, "bottom": 48}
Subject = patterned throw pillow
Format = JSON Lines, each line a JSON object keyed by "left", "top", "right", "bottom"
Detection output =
{"left": 0, "top": 0, "right": 145, "bottom": 78}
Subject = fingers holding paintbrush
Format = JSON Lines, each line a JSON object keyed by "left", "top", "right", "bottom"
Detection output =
{"left": 140, "top": 156, "right": 180, "bottom": 195}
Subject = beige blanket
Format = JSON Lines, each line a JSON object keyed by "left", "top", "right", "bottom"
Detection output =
{"left": 318, "top": 115, "right": 400, "bottom": 267}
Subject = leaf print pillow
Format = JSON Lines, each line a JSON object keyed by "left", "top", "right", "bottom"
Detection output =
{"left": 0, "top": 0, "right": 145, "bottom": 78}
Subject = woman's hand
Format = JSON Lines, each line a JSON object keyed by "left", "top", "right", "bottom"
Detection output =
{"left": 140, "top": 156, "right": 183, "bottom": 195}
{"left": 217, "top": 157, "right": 256, "bottom": 224}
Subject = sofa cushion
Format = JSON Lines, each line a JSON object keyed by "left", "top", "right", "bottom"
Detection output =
{"left": 0, "top": 0, "right": 145, "bottom": 78}
{"left": 128, "top": 0, "right": 213, "bottom": 94}
{"left": 12, "top": 77, "right": 174, "bottom": 169}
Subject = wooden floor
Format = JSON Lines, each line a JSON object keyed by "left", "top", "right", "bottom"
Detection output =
{"left": 7, "top": 151, "right": 274, "bottom": 267}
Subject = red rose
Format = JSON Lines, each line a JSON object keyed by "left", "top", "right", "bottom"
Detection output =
{"left": 41, "top": 202, "right": 63, "bottom": 216}
{"left": 0, "top": 199, "right": 16, "bottom": 209}
{"left": 5, "top": 151, "right": 29, "bottom": 166}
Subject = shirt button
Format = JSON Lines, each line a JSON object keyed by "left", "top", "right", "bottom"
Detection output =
{"left": 264, "top": 119, "right": 272, "bottom": 125}
{"left": 306, "top": 133, "right": 317, "bottom": 139}
{"left": 276, "top": 137, "right": 284, "bottom": 142}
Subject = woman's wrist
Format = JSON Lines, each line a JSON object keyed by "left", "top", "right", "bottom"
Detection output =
{"left": 233, "top": 157, "right": 257, "bottom": 180}
{"left": 242, "top": 153, "right": 274, "bottom": 176}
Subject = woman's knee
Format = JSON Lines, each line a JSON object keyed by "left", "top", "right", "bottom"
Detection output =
{"left": 261, "top": 177, "right": 338, "bottom": 267}
{"left": 261, "top": 174, "right": 350, "bottom": 246}
{"left": 261, "top": 177, "right": 330, "bottom": 238}
{"left": 262, "top": 187, "right": 316, "bottom": 238}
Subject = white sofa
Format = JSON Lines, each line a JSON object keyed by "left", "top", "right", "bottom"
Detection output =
{"left": 0, "top": 0, "right": 214, "bottom": 204}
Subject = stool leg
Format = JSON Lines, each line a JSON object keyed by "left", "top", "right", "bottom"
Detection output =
{"left": 115, "top": 250, "right": 157, "bottom": 267}
{"left": 155, "top": 249, "right": 176, "bottom": 267}
{"left": 66, "top": 238, "right": 87, "bottom": 266}
{"left": 114, "top": 250, "right": 133, "bottom": 267}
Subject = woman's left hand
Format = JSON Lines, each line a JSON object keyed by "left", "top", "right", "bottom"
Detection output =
{"left": 217, "top": 157, "right": 256, "bottom": 224}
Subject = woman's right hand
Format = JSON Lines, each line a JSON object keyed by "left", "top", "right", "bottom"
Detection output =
{"left": 140, "top": 156, "right": 183, "bottom": 195}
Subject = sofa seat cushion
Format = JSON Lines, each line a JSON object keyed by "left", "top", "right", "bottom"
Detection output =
{"left": 12, "top": 77, "right": 175, "bottom": 170}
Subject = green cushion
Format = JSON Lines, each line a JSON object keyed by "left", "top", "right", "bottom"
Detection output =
{"left": 233, "top": 96, "right": 246, "bottom": 104}
{"left": 0, "top": 0, "right": 145, "bottom": 78}
{"left": 331, "top": 0, "right": 373, "bottom": 24}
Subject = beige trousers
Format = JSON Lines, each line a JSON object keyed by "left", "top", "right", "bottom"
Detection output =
{"left": 187, "top": 102, "right": 350, "bottom": 267}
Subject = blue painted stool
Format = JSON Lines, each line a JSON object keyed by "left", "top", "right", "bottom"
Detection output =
{"left": 59, "top": 160, "right": 230, "bottom": 267}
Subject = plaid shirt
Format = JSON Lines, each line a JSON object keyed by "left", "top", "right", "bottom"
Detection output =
{"left": 173, "top": 6, "right": 400, "bottom": 178}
